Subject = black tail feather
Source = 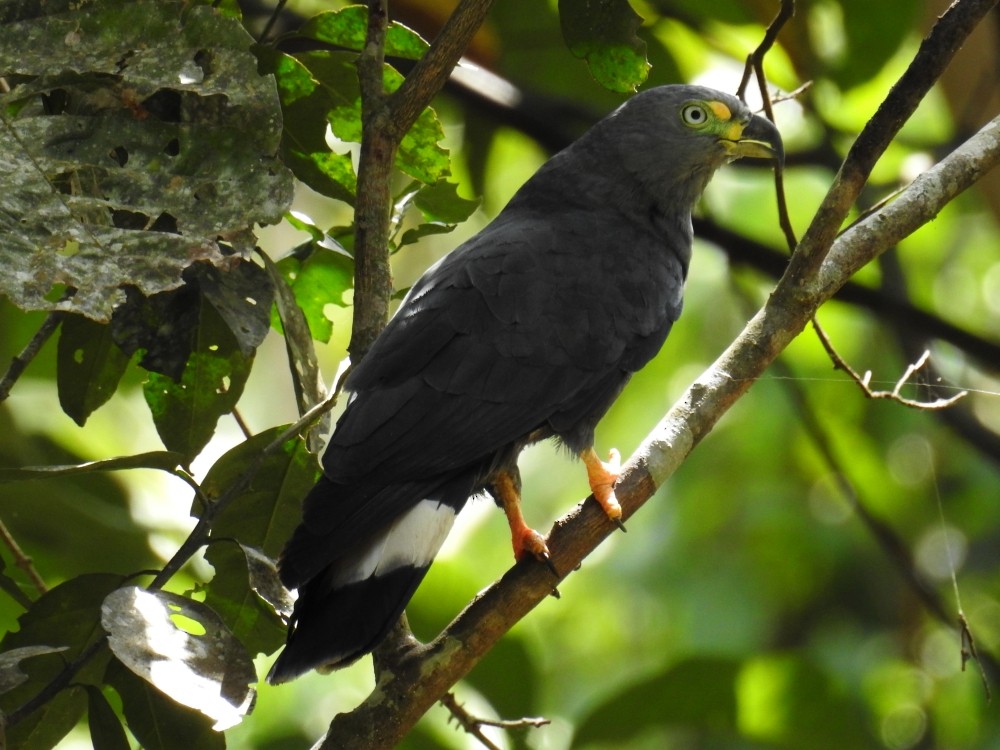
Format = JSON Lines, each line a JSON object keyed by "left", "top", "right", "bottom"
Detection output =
{"left": 266, "top": 565, "right": 428, "bottom": 684}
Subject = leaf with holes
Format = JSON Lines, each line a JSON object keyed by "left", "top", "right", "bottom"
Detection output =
{"left": 142, "top": 293, "right": 253, "bottom": 463}
{"left": 101, "top": 586, "right": 256, "bottom": 731}
{"left": 105, "top": 658, "right": 226, "bottom": 749}
{"left": 0, "top": 0, "right": 292, "bottom": 321}
{"left": 57, "top": 314, "right": 131, "bottom": 426}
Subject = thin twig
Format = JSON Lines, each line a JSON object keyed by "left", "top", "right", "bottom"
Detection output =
{"left": 257, "top": 0, "right": 288, "bottom": 44}
{"left": 811, "top": 319, "right": 968, "bottom": 409}
{"left": 440, "top": 692, "right": 550, "bottom": 750}
{"left": 232, "top": 407, "right": 253, "bottom": 440}
{"left": 0, "top": 517, "right": 47, "bottom": 595}
{"left": 737, "top": 0, "right": 795, "bottom": 100}
{"left": 0, "top": 312, "right": 62, "bottom": 403}
{"left": 440, "top": 693, "right": 502, "bottom": 750}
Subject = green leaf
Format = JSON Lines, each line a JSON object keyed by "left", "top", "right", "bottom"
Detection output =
{"left": 0, "top": 451, "right": 184, "bottom": 482}
{"left": 260, "top": 249, "right": 329, "bottom": 451}
{"left": 143, "top": 294, "right": 253, "bottom": 463}
{"left": 296, "top": 50, "right": 451, "bottom": 186}
{"left": 202, "top": 542, "right": 287, "bottom": 658}
{"left": 385, "top": 68, "right": 450, "bottom": 184}
{"left": 0, "top": 574, "right": 123, "bottom": 748}
{"left": 297, "top": 6, "right": 430, "bottom": 60}
{"left": 86, "top": 685, "right": 131, "bottom": 750}
{"left": 257, "top": 47, "right": 359, "bottom": 203}
{"left": 57, "top": 314, "right": 131, "bottom": 426}
{"left": 0, "top": 0, "right": 293, "bottom": 321}
{"left": 273, "top": 246, "right": 354, "bottom": 343}
{"left": 558, "top": 0, "right": 650, "bottom": 93}
{"left": 413, "top": 179, "right": 481, "bottom": 224}
{"left": 101, "top": 586, "right": 256, "bottom": 731}
{"left": 106, "top": 659, "right": 225, "bottom": 750}
{"left": 201, "top": 426, "right": 318, "bottom": 558}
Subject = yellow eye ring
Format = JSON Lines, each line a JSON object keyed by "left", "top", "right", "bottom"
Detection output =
{"left": 680, "top": 102, "right": 710, "bottom": 128}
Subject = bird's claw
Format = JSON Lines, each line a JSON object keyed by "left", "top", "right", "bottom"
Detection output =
{"left": 514, "top": 527, "right": 558, "bottom": 577}
{"left": 584, "top": 447, "right": 626, "bottom": 531}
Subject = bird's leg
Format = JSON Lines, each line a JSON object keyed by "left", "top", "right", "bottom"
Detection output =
{"left": 493, "top": 470, "right": 555, "bottom": 572}
{"left": 581, "top": 446, "right": 626, "bottom": 531}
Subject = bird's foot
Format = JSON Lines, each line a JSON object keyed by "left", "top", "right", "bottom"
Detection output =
{"left": 512, "top": 525, "right": 557, "bottom": 575}
{"left": 583, "top": 447, "right": 626, "bottom": 532}
{"left": 494, "top": 469, "right": 559, "bottom": 576}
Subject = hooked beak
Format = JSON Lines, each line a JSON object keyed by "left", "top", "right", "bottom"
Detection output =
{"left": 723, "top": 113, "right": 784, "bottom": 165}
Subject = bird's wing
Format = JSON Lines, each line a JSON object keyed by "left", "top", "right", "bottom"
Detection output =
{"left": 325, "top": 205, "right": 686, "bottom": 485}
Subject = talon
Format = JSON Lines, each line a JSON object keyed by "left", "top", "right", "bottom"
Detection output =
{"left": 493, "top": 469, "right": 557, "bottom": 576}
{"left": 582, "top": 447, "right": 625, "bottom": 526}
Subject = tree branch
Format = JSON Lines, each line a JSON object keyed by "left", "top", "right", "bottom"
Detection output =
{"left": 347, "top": 0, "right": 497, "bottom": 362}
{"left": 317, "top": 84, "right": 1000, "bottom": 750}
{"left": 782, "top": 0, "right": 998, "bottom": 289}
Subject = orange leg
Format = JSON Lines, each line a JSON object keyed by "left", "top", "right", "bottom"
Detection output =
{"left": 493, "top": 470, "right": 552, "bottom": 566}
{"left": 581, "top": 446, "right": 625, "bottom": 530}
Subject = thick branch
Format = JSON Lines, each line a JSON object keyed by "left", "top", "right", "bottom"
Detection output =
{"left": 347, "top": 0, "right": 497, "bottom": 362}
{"left": 318, "top": 86, "right": 1000, "bottom": 750}
{"left": 782, "top": 0, "right": 998, "bottom": 289}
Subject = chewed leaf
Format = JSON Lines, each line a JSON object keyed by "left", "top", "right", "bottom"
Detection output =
{"left": 101, "top": 586, "right": 256, "bottom": 731}
{"left": 0, "top": 0, "right": 292, "bottom": 321}
{"left": 0, "top": 645, "right": 69, "bottom": 695}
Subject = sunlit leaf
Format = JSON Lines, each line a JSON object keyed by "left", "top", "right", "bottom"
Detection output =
{"left": 105, "top": 658, "right": 225, "bottom": 750}
{"left": 297, "top": 6, "right": 430, "bottom": 60}
{"left": 101, "top": 586, "right": 256, "bottom": 731}
{"left": 258, "top": 48, "right": 358, "bottom": 203}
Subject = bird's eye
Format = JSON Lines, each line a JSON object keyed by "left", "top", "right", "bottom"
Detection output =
{"left": 681, "top": 103, "right": 710, "bottom": 127}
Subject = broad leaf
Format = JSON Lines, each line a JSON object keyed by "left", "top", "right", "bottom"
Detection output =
{"left": 86, "top": 685, "right": 131, "bottom": 750}
{"left": 202, "top": 542, "right": 288, "bottom": 658}
{"left": 0, "top": 0, "right": 292, "bottom": 321}
{"left": 105, "top": 658, "right": 225, "bottom": 750}
{"left": 57, "top": 314, "right": 131, "bottom": 426}
{"left": 142, "top": 290, "right": 254, "bottom": 463}
{"left": 200, "top": 426, "right": 318, "bottom": 559}
{"left": 297, "top": 6, "right": 430, "bottom": 60}
{"left": 101, "top": 586, "right": 256, "bottom": 731}
{"left": 273, "top": 244, "right": 354, "bottom": 344}
{"left": 0, "top": 574, "right": 123, "bottom": 748}
{"left": 258, "top": 48, "right": 358, "bottom": 203}
{"left": 558, "top": 0, "right": 650, "bottom": 93}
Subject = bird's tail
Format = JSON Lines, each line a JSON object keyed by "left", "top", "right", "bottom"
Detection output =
{"left": 266, "top": 473, "right": 473, "bottom": 684}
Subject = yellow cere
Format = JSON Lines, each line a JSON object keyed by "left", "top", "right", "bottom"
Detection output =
{"left": 707, "top": 100, "right": 746, "bottom": 141}
{"left": 707, "top": 100, "right": 732, "bottom": 120}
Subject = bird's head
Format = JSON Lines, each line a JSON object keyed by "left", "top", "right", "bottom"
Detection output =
{"left": 594, "top": 84, "right": 784, "bottom": 211}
